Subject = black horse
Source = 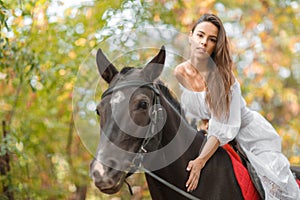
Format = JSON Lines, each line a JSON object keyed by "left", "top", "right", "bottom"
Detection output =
{"left": 90, "top": 46, "right": 247, "bottom": 199}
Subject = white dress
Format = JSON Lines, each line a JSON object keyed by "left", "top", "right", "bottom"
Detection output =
{"left": 180, "top": 80, "right": 300, "bottom": 200}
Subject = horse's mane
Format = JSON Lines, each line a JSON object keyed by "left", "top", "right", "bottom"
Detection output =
{"left": 120, "top": 66, "right": 134, "bottom": 74}
{"left": 119, "top": 66, "right": 184, "bottom": 116}
{"left": 155, "top": 80, "right": 183, "bottom": 114}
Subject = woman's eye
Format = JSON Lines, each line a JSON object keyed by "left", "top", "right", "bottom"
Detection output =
{"left": 138, "top": 101, "right": 149, "bottom": 109}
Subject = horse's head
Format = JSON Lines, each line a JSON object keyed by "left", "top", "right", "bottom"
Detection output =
{"left": 90, "top": 46, "right": 166, "bottom": 194}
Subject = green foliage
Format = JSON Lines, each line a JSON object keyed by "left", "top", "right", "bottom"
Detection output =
{"left": 0, "top": 0, "right": 9, "bottom": 31}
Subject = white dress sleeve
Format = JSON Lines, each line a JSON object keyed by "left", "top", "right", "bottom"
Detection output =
{"left": 207, "top": 81, "right": 242, "bottom": 146}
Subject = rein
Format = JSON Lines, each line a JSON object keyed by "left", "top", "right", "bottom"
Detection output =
{"left": 101, "top": 80, "right": 201, "bottom": 200}
{"left": 142, "top": 166, "right": 201, "bottom": 200}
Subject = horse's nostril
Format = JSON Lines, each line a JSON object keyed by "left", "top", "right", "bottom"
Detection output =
{"left": 106, "top": 177, "right": 114, "bottom": 186}
{"left": 93, "top": 170, "right": 101, "bottom": 179}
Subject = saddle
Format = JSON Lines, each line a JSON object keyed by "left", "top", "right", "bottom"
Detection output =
{"left": 229, "top": 139, "right": 265, "bottom": 199}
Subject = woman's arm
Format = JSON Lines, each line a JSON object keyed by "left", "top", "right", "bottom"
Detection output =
{"left": 185, "top": 81, "right": 243, "bottom": 192}
{"left": 186, "top": 135, "right": 220, "bottom": 192}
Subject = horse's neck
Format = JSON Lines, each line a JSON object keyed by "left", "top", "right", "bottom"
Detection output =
{"left": 160, "top": 95, "right": 202, "bottom": 147}
{"left": 145, "top": 97, "right": 203, "bottom": 198}
{"left": 143, "top": 95, "right": 204, "bottom": 198}
{"left": 157, "top": 95, "right": 204, "bottom": 170}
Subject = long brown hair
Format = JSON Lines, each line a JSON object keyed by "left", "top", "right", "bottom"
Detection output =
{"left": 192, "top": 13, "right": 235, "bottom": 120}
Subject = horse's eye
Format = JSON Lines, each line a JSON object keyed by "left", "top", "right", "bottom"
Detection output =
{"left": 95, "top": 109, "right": 100, "bottom": 116}
{"left": 138, "top": 101, "right": 149, "bottom": 109}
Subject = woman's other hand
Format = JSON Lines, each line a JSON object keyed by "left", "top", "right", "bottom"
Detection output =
{"left": 186, "top": 157, "right": 206, "bottom": 192}
{"left": 201, "top": 119, "right": 209, "bottom": 130}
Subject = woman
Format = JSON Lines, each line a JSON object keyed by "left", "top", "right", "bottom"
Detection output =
{"left": 174, "top": 13, "right": 300, "bottom": 199}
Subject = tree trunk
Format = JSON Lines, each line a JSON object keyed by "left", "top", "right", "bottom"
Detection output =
{"left": 0, "top": 120, "right": 14, "bottom": 200}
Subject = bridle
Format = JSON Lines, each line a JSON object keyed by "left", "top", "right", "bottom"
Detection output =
{"left": 100, "top": 80, "right": 201, "bottom": 200}
{"left": 101, "top": 80, "right": 164, "bottom": 174}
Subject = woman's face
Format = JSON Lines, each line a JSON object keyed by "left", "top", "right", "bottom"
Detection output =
{"left": 189, "top": 21, "right": 218, "bottom": 59}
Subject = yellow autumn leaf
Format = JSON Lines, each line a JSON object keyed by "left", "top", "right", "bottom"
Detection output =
{"left": 75, "top": 38, "right": 87, "bottom": 46}
{"left": 16, "top": 142, "right": 24, "bottom": 152}
{"left": 57, "top": 92, "right": 70, "bottom": 102}
{"left": 68, "top": 51, "right": 77, "bottom": 59}
{"left": 64, "top": 82, "right": 73, "bottom": 90}
{"left": 59, "top": 69, "right": 66, "bottom": 76}
{"left": 289, "top": 156, "right": 300, "bottom": 165}
{"left": 0, "top": 100, "right": 12, "bottom": 111}
{"left": 153, "top": 14, "right": 160, "bottom": 22}
{"left": 89, "top": 40, "right": 96, "bottom": 48}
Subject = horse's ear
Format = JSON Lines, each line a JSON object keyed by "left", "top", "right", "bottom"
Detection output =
{"left": 143, "top": 46, "right": 166, "bottom": 81}
{"left": 96, "top": 49, "right": 118, "bottom": 83}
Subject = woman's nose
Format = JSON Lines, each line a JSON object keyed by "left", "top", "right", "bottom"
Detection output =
{"left": 200, "top": 37, "right": 207, "bottom": 46}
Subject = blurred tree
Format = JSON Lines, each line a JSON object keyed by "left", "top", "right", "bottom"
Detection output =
{"left": 0, "top": 0, "right": 124, "bottom": 199}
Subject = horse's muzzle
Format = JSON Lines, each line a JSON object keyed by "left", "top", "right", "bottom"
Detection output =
{"left": 90, "top": 159, "right": 126, "bottom": 194}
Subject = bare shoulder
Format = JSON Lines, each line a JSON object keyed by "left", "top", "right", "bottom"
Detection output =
{"left": 174, "top": 62, "right": 190, "bottom": 88}
{"left": 174, "top": 62, "right": 188, "bottom": 78}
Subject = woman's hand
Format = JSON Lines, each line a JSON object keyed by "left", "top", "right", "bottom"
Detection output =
{"left": 185, "top": 136, "right": 220, "bottom": 192}
{"left": 201, "top": 119, "right": 209, "bottom": 130}
{"left": 186, "top": 157, "right": 206, "bottom": 192}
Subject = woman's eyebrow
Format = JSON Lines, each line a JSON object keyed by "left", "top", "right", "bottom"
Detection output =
{"left": 197, "top": 30, "right": 217, "bottom": 38}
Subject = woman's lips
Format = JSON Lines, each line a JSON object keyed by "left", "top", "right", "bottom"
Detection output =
{"left": 196, "top": 47, "right": 206, "bottom": 53}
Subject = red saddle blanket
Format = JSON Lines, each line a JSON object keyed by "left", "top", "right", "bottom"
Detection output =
{"left": 297, "top": 179, "right": 300, "bottom": 187}
{"left": 222, "top": 144, "right": 261, "bottom": 200}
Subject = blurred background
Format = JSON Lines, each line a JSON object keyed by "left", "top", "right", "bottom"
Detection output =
{"left": 1, "top": 0, "right": 299, "bottom": 199}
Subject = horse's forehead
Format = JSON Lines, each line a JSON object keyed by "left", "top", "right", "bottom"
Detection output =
{"left": 121, "top": 68, "right": 144, "bottom": 80}
{"left": 103, "top": 68, "right": 151, "bottom": 105}
{"left": 110, "top": 90, "right": 126, "bottom": 104}
{"left": 109, "top": 85, "right": 152, "bottom": 104}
